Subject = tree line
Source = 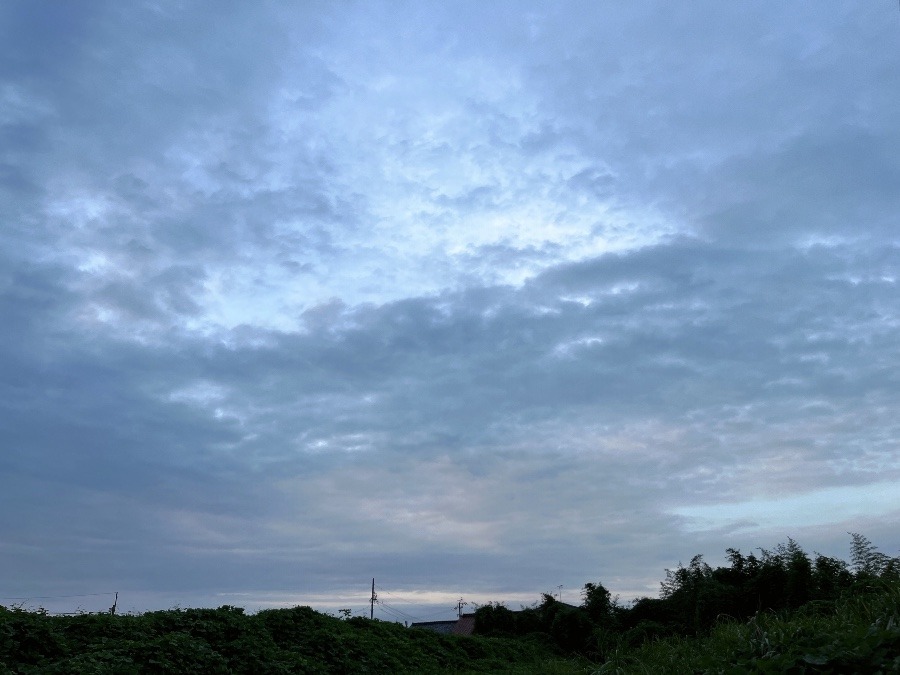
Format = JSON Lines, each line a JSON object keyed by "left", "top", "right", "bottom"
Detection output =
{"left": 472, "top": 533, "right": 900, "bottom": 658}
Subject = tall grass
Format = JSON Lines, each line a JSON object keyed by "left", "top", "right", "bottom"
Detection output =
{"left": 592, "top": 580, "right": 900, "bottom": 674}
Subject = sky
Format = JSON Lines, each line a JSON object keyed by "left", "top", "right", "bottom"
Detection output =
{"left": 1, "top": 1, "right": 899, "bottom": 621}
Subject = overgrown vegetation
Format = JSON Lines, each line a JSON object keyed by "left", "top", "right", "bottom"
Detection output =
{"left": 596, "top": 581, "right": 900, "bottom": 674}
{"left": 1, "top": 534, "right": 897, "bottom": 673}
{"left": 473, "top": 533, "right": 900, "bottom": 673}
{"left": 0, "top": 603, "right": 567, "bottom": 674}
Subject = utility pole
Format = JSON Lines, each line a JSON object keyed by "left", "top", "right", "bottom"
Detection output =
{"left": 370, "top": 578, "right": 376, "bottom": 619}
{"left": 557, "top": 585, "right": 563, "bottom": 602}
{"left": 457, "top": 597, "right": 467, "bottom": 618}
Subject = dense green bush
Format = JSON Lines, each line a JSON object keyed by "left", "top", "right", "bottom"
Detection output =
{"left": 472, "top": 533, "right": 900, "bottom": 671}
{"left": 2, "top": 534, "right": 897, "bottom": 673}
{"left": 600, "top": 580, "right": 900, "bottom": 674}
{"left": 0, "top": 603, "right": 558, "bottom": 674}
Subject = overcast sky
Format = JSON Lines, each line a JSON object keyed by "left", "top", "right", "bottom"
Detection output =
{"left": 2, "top": 1, "right": 899, "bottom": 620}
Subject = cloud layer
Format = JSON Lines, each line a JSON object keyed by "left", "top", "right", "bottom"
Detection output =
{"left": 1, "top": 1, "right": 898, "bottom": 617}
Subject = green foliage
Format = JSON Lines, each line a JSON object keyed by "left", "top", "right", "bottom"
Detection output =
{"left": 812, "top": 553, "right": 853, "bottom": 599}
{"left": 482, "top": 533, "right": 900, "bottom": 669}
{"left": 474, "top": 602, "right": 518, "bottom": 637}
{"left": 581, "top": 582, "right": 615, "bottom": 628}
{"left": 550, "top": 607, "right": 593, "bottom": 654}
{"left": 0, "top": 602, "right": 558, "bottom": 674}
{"left": 2, "top": 534, "right": 897, "bottom": 673}
{"left": 609, "top": 579, "right": 900, "bottom": 673}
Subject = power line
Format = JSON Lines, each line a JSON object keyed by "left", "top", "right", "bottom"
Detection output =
{"left": 374, "top": 586, "right": 469, "bottom": 623}
{"left": 404, "top": 608, "right": 459, "bottom": 622}
{"left": 377, "top": 604, "right": 413, "bottom": 622}
{"left": 374, "top": 586, "right": 427, "bottom": 607}
{"left": 376, "top": 601, "right": 417, "bottom": 621}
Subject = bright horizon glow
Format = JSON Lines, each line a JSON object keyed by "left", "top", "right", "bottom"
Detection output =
{"left": 670, "top": 481, "right": 900, "bottom": 533}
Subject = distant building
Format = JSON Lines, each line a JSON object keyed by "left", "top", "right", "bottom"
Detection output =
{"left": 453, "top": 612, "right": 475, "bottom": 635}
{"left": 409, "top": 612, "right": 475, "bottom": 636}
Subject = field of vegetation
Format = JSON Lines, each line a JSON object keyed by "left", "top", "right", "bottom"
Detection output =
{"left": 1, "top": 534, "right": 897, "bottom": 673}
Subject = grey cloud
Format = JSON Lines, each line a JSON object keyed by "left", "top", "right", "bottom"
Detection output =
{"left": 693, "top": 127, "right": 900, "bottom": 245}
{"left": 2, "top": 0, "right": 898, "bottom": 614}
{"left": 500, "top": 2, "right": 900, "bottom": 245}
{"left": 0, "top": 3, "right": 100, "bottom": 81}
{"left": 114, "top": 237, "right": 895, "bottom": 483}
{"left": 6, "top": 226, "right": 897, "bottom": 603}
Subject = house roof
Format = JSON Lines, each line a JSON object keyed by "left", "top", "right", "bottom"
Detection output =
{"left": 451, "top": 613, "right": 475, "bottom": 636}
{"left": 408, "top": 620, "right": 458, "bottom": 634}
{"left": 409, "top": 612, "right": 475, "bottom": 636}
